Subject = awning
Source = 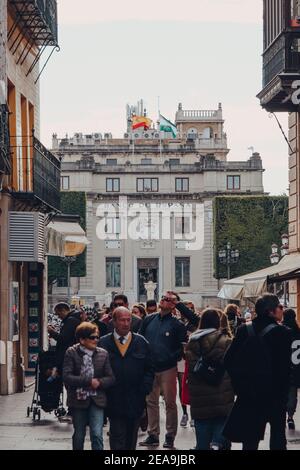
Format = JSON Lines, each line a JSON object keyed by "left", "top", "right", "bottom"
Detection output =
{"left": 46, "top": 220, "right": 89, "bottom": 257}
{"left": 218, "top": 252, "right": 300, "bottom": 300}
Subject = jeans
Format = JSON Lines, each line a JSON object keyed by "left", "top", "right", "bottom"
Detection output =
{"left": 72, "top": 402, "right": 104, "bottom": 450}
{"left": 194, "top": 417, "right": 227, "bottom": 450}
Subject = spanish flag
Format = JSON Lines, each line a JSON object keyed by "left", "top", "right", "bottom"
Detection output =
{"left": 132, "top": 115, "right": 152, "bottom": 130}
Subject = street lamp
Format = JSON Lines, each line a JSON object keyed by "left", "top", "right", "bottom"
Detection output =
{"left": 270, "top": 234, "right": 289, "bottom": 306}
{"left": 62, "top": 256, "right": 77, "bottom": 301}
{"left": 218, "top": 241, "right": 240, "bottom": 280}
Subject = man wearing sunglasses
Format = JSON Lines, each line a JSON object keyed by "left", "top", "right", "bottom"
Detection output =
{"left": 139, "top": 292, "right": 189, "bottom": 449}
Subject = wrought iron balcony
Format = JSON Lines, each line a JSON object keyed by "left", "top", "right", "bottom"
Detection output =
{"left": 0, "top": 104, "right": 11, "bottom": 175}
{"left": 33, "top": 137, "right": 60, "bottom": 211}
{"left": 12, "top": 136, "right": 61, "bottom": 212}
{"left": 9, "top": 0, "right": 58, "bottom": 46}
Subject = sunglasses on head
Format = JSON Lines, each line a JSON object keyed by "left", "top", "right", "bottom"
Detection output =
{"left": 88, "top": 335, "right": 99, "bottom": 340}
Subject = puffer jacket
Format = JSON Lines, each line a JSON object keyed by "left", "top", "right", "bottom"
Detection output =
{"left": 63, "top": 344, "right": 115, "bottom": 409}
{"left": 185, "top": 329, "right": 234, "bottom": 420}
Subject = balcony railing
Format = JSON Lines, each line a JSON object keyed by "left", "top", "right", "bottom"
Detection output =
{"left": 33, "top": 137, "right": 60, "bottom": 211}
{"left": 0, "top": 105, "right": 11, "bottom": 174}
{"left": 9, "top": 0, "right": 58, "bottom": 46}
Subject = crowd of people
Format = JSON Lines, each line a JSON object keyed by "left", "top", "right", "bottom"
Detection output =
{"left": 47, "top": 292, "right": 299, "bottom": 451}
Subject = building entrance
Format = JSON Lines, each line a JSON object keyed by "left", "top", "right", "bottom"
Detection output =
{"left": 137, "top": 258, "right": 159, "bottom": 303}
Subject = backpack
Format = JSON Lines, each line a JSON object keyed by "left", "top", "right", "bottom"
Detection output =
{"left": 193, "top": 333, "right": 225, "bottom": 386}
{"left": 226, "top": 323, "right": 278, "bottom": 402}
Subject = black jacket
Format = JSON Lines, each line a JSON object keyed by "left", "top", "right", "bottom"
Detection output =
{"left": 51, "top": 310, "right": 81, "bottom": 367}
{"left": 139, "top": 312, "right": 188, "bottom": 372}
{"left": 223, "top": 317, "right": 292, "bottom": 442}
{"left": 99, "top": 333, "right": 154, "bottom": 419}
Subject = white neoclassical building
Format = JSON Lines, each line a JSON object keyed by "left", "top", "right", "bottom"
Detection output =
{"left": 51, "top": 102, "right": 265, "bottom": 307}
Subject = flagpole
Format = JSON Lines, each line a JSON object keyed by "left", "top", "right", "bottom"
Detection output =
{"left": 158, "top": 96, "right": 162, "bottom": 158}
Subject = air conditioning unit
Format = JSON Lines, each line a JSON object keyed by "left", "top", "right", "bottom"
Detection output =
{"left": 144, "top": 133, "right": 149, "bottom": 138}
{"left": 124, "top": 133, "right": 129, "bottom": 138}
{"left": 94, "top": 133, "right": 101, "bottom": 139}
{"left": 134, "top": 133, "right": 139, "bottom": 138}
{"left": 154, "top": 133, "right": 160, "bottom": 138}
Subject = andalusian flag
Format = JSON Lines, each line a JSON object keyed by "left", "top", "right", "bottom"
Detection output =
{"left": 132, "top": 115, "right": 152, "bottom": 130}
{"left": 159, "top": 114, "right": 177, "bottom": 138}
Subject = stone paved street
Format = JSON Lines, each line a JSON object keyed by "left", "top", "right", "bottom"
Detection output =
{"left": 1, "top": 388, "right": 300, "bottom": 450}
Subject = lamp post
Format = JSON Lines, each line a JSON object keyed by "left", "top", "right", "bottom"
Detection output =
{"left": 62, "top": 256, "right": 77, "bottom": 301}
{"left": 218, "top": 241, "right": 240, "bottom": 280}
{"left": 270, "top": 234, "right": 289, "bottom": 307}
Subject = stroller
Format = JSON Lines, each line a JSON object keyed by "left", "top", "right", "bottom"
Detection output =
{"left": 27, "top": 350, "right": 66, "bottom": 421}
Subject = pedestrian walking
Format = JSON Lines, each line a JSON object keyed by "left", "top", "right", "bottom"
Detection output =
{"left": 185, "top": 309, "right": 234, "bottom": 450}
{"left": 224, "top": 304, "right": 244, "bottom": 337}
{"left": 62, "top": 322, "right": 115, "bottom": 450}
{"left": 132, "top": 304, "right": 147, "bottom": 320}
{"left": 282, "top": 308, "right": 300, "bottom": 430}
{"left": 223, "top": 294, "right": 292, "bottom": 450}
{"left": 139, "top": 291, "right": 196, "bottom": 449}
{"left": 100, "top": 307, "right": 154, "bottom": 450}
{"left": 107, "top": 294, "right": 142, "bottom": 333}
{"left": 146, "top": 299, "right": 158, "bottom": 315}
{"left": 48, "top": 302, "right": 81, "bottom": 372}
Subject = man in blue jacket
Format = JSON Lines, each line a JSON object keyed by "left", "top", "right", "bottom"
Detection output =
{"left": 100, "top": 307, "right": 154, "bottom": 450}
{"left": 139, "top": 291, "right": 198, "bottom": 449}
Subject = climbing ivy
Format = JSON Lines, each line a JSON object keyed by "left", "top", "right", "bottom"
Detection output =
{"left": 214, "top": 196, "right": 288, "bottom": 279}
{"left": 48, "top": 192, "right": 87, "bottom": 287}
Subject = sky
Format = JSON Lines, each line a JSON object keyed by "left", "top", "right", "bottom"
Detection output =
{"left": 40, "top": 0, "right": 289, "bottom": 195}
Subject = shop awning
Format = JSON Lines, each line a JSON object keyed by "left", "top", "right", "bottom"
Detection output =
{"left": 46, "top": 218, "right": 89, "bottom": 257}
{"left": 218, "top": 252, "right": 300, "bottom": 300}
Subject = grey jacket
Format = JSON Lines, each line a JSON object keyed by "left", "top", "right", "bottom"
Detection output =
{"left": 63, "top": 344, "right": 115, "bottom": 409}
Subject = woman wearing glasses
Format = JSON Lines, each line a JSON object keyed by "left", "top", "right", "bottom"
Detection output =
{"left": 63, "top": 322, "right": 115, "bottom": 450}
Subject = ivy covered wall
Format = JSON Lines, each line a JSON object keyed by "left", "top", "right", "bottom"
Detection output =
{"left": 48, "top": 192, "right": 87, "bottom": 286}
{"left": 214, "top": 196, "right": 288, "bottom": 279}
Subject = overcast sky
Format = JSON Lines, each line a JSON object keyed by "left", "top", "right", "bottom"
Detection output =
{"left": 40, "top": 0, "right": 289, "bottom": 195}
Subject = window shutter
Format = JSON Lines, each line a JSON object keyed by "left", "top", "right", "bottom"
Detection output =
{"left": 9, "top": 212, "right": 45, "bottom": 262}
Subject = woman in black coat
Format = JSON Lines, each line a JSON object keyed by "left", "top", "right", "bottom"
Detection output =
{"left": 283, "top": 308, "right": 300, "bottom": 430}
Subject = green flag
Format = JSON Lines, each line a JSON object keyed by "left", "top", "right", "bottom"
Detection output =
{"left": 159, "top": 114, "right": 177, "bottom": 138}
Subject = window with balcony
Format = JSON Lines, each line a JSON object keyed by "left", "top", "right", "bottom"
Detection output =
{"left": 175, "top": 257, "right": 190, "bottom": 287}
{"left": 175, "top": 178, "right": 189, "bottom": 192}
{"left": 227, "top": 175, "right": 240, "bottom": 190}
{"left": 169, "top": 158, "right": 180, "bottom": 165}
{"left": 61, "top": 176, "right": 69, "bottom": 190}
{"left": 137, "top": 178, "right": 158, "bottom": 192}
{"left": 106, "top": 178, "right": 120, "bottom": 192}
{"left": 106, "top": 257, "right": 121, "bottom": 287}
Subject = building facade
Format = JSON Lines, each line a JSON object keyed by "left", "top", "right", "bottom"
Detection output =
{"left": 0, "top": 0, "right": 60, "bottom": 394}
{"left": 52, "top": 102, "right": 264, "bottom": 308}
